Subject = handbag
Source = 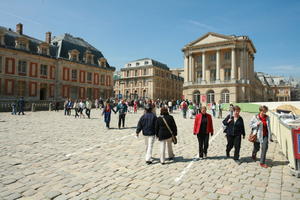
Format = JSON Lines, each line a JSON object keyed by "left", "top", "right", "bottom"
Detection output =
{"left": 162, "top": 117, "right": 177, "bottom": 144}
{"left": 248, "top": 132, "right": 257, "bottom": 142}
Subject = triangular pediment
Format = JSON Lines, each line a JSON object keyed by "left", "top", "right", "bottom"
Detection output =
{"left": 187, "top": 32, "right": 234, "bottom": 47}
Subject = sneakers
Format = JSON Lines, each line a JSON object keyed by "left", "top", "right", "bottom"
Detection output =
{"left": 234, "top": 159, "right": 241, "bottom": 165}
{"left": 260, "top": 163, "right": 268, "bottom": 168}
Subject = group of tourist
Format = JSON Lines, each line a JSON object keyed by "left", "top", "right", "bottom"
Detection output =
{"left": 136, "top": 102, "right": 272, "bottom": 168}
{"left": 10, "top": 97, "right": 25, "bottom": 115}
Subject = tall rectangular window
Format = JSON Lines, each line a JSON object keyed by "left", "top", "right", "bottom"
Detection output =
{"left": 224, "top": 68, "right": 231, "bottom": 81}
{"left": 224, "top": 52, "right": 231, "bottom": 60}
{"left": 100, "top": 75, "right": 105, "bottom": 85}
{"left": 71, "top": 69, "right": 77, "bottom": 80}
{"left": 18, "top": 60, "right": 27, "bottom": 75}
{"left": 210, "top": 69, "right": 216, "bottom": 82}
{"left": 210, "top": 54, "right": 216, "bottom": 61}
{"left": 0, "top": 56, "right": 2, "bottom": 73}
{"left": 87, "top": 72, "right": 92, "bottom": 82}
{"left": 40, "top": 64, "right": 48, "bottom": 76}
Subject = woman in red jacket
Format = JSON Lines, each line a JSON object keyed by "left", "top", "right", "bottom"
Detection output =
{"left": 193, "top": 106, "right": 214, "bottom": 159}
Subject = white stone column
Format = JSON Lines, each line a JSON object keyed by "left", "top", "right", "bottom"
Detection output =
{"left": 191, "top": 55, "right": 194, "bottom": 83}
{"left": 189, "top": 55, "right": 192, "bottom": 82}
{"left": 231, "top": 48, "right": 236, "bottom": 80}
{"left": 216, "top": 50, "right": 220, "bottom": 82}
{"left": 184, "top": 55, "right": 189, "bottom": 83}
{"left": 202, "top": 52, "right": 206, "bottom": 83}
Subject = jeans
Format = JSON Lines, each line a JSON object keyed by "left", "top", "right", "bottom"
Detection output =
{"left": 253, "top": 136, "right": 269, "bottom": 164}
{"left": 118, "top": 114, "right": 126, "bottom": 128}
{"left": 85, "top": 108, "right": 91, "bottom": 118}
{"left": 226, "top": 135, "right": 242, "bottom": 160}
{"left": 197, "top": 133, "right": 209, "bottom": 157}
{"left": 144, "top": 136, "right": 155, "bottom": 161}
{"left": 160, "top": 138, "right": 174, "bottom": 163}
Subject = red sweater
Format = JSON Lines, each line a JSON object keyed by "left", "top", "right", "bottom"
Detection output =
{"left": 193, "top": 113, "right": 214, "bottom": 135}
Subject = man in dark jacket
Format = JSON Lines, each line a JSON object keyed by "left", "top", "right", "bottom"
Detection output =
{"left": 222, "top": 105, "right": 245, "bottom": 162}
{"left": 136, "top": 105, "right": 157, "bottom": 164}
{"left": 17, "top": 97, "right": 25, "bottom": 115}
{"left": 114, "top": 100, "right": 128, "bottom": 129}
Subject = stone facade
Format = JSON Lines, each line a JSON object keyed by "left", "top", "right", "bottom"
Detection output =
{"left": 0, "top": 24, "right": 115, "bottom": 101}
{"left": 182, "top": 32, "right": 265, "bottom": 104}
{"left": 114, "top": 58, "right": 183, "bottom": 100}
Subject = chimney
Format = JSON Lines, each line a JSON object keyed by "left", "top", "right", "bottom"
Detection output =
{"left": 16, "top": 23, "right": 23, "bottom": 35}
{"left": 46, "top": 32, "right": 52, "bottom": 44}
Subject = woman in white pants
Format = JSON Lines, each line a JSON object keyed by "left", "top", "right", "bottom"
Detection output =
{"left": 136, "top": 105, "right": 157, "bottom": 164}
{"left": 155, "top": 107, "right": 177, "bottom": 164}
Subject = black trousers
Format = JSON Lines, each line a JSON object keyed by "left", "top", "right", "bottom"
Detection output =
{"left": 118, "top": 114, "right": 126, "bottom": 128}
{"left": 85, "top": 109, "right": 91, "bottom": 118}
{"left": 253, "top": 136, "right": 269, "bottom": 164}
{"left": 197, "top": 133, "right": 209, "bottom": 157}
{"left": 226, "top": 135, "right": 241, "bottom": 160}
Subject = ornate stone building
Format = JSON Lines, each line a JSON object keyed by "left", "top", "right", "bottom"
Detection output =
{"left": 182, "top": 32, "right": 264, "bottom": 104}
{"left": 0, "top": 23, "right": 115, "bottom": 101}
{"left": 114, "top": 58, "right": 183, "bottom": 100}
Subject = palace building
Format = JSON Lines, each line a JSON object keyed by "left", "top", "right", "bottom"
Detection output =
{"left": 114, "top": 58, "right": 183, "bottom": 100}
{"left": 0, "top": 23, "right": 115, "bottom": 101}
{"left": 182, "top": 32, "right": 265, "bottom": 104}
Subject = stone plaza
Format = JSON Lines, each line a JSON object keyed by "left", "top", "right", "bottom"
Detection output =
{"left": 0, "top": 109, "right": 299, "bottom": 200}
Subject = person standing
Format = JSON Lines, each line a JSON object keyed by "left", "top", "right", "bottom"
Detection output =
{"left": 218, "top": 100, "right": 223, "bottom": 119}
{"left": 168, "top": 100, "right": 173, "bottom": 113}
{"left": 102, "top": 101, "right": 113, "bottom": 129}
{"left": 155, "top": 107, "right": 177, "bottom": 164}
{"left": 17, "top": 97, "right": 25, "bottom": 115}
{"left": 193, "top": 106, "right": 214, "bottom": 159}
{"left": 222, "top": 106, "right": 245, "bottom": 163}
{"left": 250, "top": 105, "right": 273, "bottom": 168}
{"left": 134, "top": 100, "right": 138, "bottom": 114}
{"left": 67, "top": 99, "right": 73, "bottom": 116}
{"left": 95, "top": 99, "right": 99, "bottom": 110}
{"left": 85, "top": 98, "right": 92, "bottom": 119}
{"left": 114, "top": 100, "right": 128, "bottom": 129}
{"left": 11, "top": 100, "right": 17, "bottom": 115}
{"left": 211, "top": 102, "right": 216, "bottom": 118}
{"left": 73, "top": 100, "right": 80, "bottom": 118}
{"left": 136, "top": 105, "right": 157, "bottom": 164}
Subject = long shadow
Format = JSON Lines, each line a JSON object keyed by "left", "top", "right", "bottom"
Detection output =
{"left": 105, "top": 127, "right": 137, "bottom": 130}
{"left": 239, "top": 156, "right": 289, "bottom": 167}
{"left": 206, "top": 156, "right": 228, "bottom": 160}
{"left": 151, "top": 156, "right": 195, "bottom": 165}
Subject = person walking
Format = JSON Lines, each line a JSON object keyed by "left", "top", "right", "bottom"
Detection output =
{"left": 222, "top": 105, "right": 245, "bottom": 163}
{"left": 155, "top": 107, "right": 177, "bottom": 164}
{"left": 85, "top": 98, "right": 92, "bottom": 119}
{"left": 66, "top": 99, "right": 73, "bottom": 116}
{"left": 102, "top": 101, "right": 113, "bottom": 129}
{"left": 17, "top": 97, "right": 25, "bottom": 115}
{"left": 114, "top": 100, "right": 128, "bottom": 129}
{"left": 250, "top": 105, "right": 273, "bottom": 168}
{"left": 136, "top": 105, "right": 157, "bottom": 164}
{"left": 73, "top": 100, "right": 79, "bottom": 118}
{"left": 193, "top": 106, "right": 214, "bottom": 159}
{"left": 78, "top": 100, "right": 85, "bottom": 118}
{"left": 181, "top": 100, "right": 188, "bottom": 119}
{"left": 134, "top": 100, "right": 138, "bottom": 114}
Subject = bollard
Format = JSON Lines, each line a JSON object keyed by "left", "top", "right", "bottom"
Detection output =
{"left": 31, "top": 103, "right": 36, "bottom": 112}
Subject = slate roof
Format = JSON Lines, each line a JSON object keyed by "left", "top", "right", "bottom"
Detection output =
{"left": 0, "top": 25, "right": 114, "bottom": 71}
{"left": 130, "top": 58, "right": 170, "bottom": 70}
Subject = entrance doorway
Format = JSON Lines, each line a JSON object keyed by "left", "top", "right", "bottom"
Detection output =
{"left": 40, "top": 88, "right": 47, "bottom": 100}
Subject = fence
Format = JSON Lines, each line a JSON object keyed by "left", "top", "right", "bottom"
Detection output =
{"left": 270, "top": 111, "right": 300, "bottom": 177}
{"left": 0, "top": 100, "right": 64, "bottom": 112}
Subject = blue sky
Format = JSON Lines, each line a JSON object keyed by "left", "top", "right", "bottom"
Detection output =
{"left": 1, "top": 0, "right": 300, "bottom": 78}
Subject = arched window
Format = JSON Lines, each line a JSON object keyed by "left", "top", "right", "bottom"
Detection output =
{"left": 207, "top": 90, "right": 215, "bottom": 104}
{"left": 221, "top": 89, "right": 230, "bottom": 103}
{"left": 193, "top": 90, "right": 201, "bottom": 104}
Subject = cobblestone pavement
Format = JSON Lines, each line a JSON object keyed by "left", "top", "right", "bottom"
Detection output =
{"left": 0, "top": 109, "right": 299, "bottom": 200}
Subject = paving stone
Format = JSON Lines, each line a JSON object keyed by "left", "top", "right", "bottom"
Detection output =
{"left": 44, "top": 191, "right": 62, "bottom": 199}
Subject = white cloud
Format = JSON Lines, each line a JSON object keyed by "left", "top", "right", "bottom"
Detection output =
{"left": 187, "top": 20, "right": 217, "bottom": 31}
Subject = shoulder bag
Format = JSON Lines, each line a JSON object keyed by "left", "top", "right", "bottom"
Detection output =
{"left": 162, "top": 117, "right": 177, "bottom": 144}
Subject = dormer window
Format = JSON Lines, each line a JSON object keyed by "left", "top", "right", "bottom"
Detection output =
{"left": 38, "top": 43, "right": 50, "bottom": 55}
{"left": 136, "top": 62, "right": 140, "bottom": 66}
{"left": 16, "top": 37, "right": 29, "bottom": 50}
{"left": 0, "top": 31, "right": 4, "bottom": 45}
{"left": 98, "top": 57, "right": 107, "bottom": 68}
{"left": 68, "top": 49, "right": 79, "bottom": 62}
{"left": 84, "top": 50, "right": 94, "bottom": 64}
{"left": 144, "top": 61, "right": 149, "bottom": 65}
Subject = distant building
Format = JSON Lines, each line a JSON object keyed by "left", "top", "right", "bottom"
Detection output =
{"left": 114, "top": 58, "right": 183, "bottom": 100}
{"left": 182, "top": 32, "right": 263, "bottom": 104}
{"left": 171, "top": 68, "right": 184, "bottom": 78}
{"left": 0, "top": 23, "right": 115, "bottom": 101}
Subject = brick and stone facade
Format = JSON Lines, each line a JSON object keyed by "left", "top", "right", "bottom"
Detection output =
{"left": 0, "top": 23, "right": 115, "bottom": 101}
